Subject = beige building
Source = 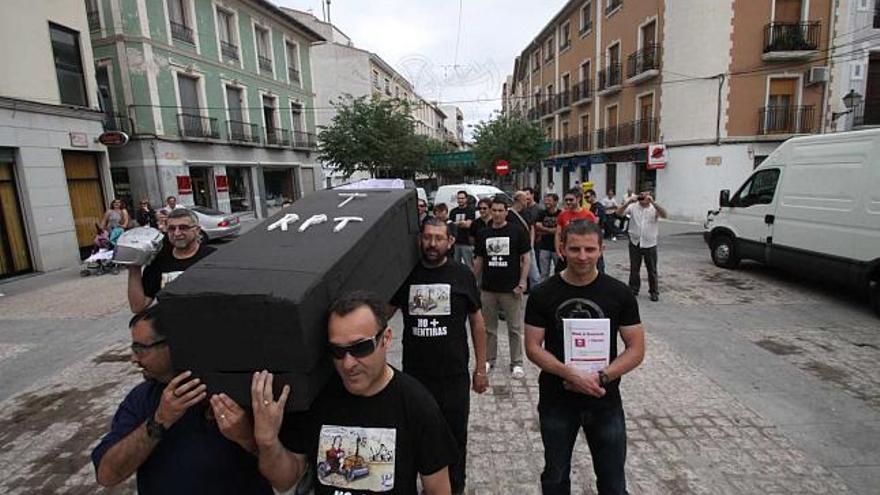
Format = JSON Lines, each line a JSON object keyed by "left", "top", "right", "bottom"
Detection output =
{"left": 510, "top": 0, "right": 836, "bottom": 221}
{"left": 0, "top": 0, "right": 111, "bottom": 276}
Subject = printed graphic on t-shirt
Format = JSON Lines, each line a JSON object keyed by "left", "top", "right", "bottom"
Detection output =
{"left": 408, "top": 284, "right": 451, "bottom": 316}
{"left": 455, "top": 213, "right": 467, "bottom": 222}
{"left": 486, "top": 237, "right": 510, "bottom": 256}
{"left": 160, "top": 271, "right": 184, "bottom": 289}
{"left": 316, "top": 425, "right": 397, "bottom": 492}
{"left": 554, "top": 298, "right": 606, "bottom": 326}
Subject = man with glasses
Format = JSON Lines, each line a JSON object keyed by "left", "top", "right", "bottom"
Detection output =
{"left": 473, "top": 196, "right": 531, "bottom": 379}
{"left": 127, "top": 208, "right": 215, "bottom": 313}
{"left": 417, "top": 199, "right": 431, "bottom": 226}
{"left": 449, "top": 190, "right": 476, "bottom": 269}
{"left": 534, "top": 193, "right": 560, "bottom": 281}
{"left": 468, "top": 198, "right": 492, "bottom": 246}
{"left": 92, "top": 305, "right": 272, "bottom": 493}
{"left": 616, "top": 191, "right": 667, "bottom": 302}
{"left": 389, "top": 218, "right": 488, "bottom": 495}
{"left": 250, "top": 291, "right": 458, "bottom": 495}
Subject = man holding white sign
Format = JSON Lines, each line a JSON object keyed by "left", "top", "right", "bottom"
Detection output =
{"left": 524, "top": 221, "right": 645, "bottom": 495}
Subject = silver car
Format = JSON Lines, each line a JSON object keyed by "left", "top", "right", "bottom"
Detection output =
{"left": 190, "top": 206, "right": 241, "bottom": 242}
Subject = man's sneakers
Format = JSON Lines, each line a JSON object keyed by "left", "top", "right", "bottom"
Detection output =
{"left": 485, "top": 362, "right": 493, "bottom": 374}
{"left": 511, "top": 366, "right": 525, "bottom": 379}
{"left": 650, "top": 293, "right": 659, "bottom": 302}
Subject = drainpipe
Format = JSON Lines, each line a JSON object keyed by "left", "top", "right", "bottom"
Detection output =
{"left": 150, "top": 139, "right": 165, "bottom": 200}
{"left": 715, "top": 73, "right": 726, "bottom": 146}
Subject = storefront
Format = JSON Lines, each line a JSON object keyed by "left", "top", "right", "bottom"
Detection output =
{"left": 226, "top": 166, "right": 254, "bottom": 213}
{"left": 63, "top": 151, "right": 107, "bottom": 259}
{"left": 0, "top": 151, "right": 31, "bottom": 278}
{"left": 262, "top": 167, "right": 300, "bottom": 217}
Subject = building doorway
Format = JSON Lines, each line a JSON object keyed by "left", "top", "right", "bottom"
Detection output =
{"left": 635, "top": 164, "right": 657, "bottom": 198}
{"left": 263, "top": 168, "right": 298, "bottom": 216}
{"left": 0, "top": 157, "right": 32, "bottom": 277}
{"left": 110, "top": 167, "right": 133, "bottom": 212}
{"left": 63, "top": 152, "right": 106, "bottom": 259}
{"left": 227, "top": 166, "right": 254, "bottom": 213}
{"left": 189, "top": 167, "right": 214, "bottom": 208}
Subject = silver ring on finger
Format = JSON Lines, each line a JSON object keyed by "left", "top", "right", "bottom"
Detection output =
{"left": 263, "top": 400, "right": 270, "bottom": 406}
{"left": 220, "top": 414, "right": 226, "bottom": 420}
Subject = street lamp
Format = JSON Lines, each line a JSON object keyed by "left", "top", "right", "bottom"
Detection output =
{"left": 832, "top": 89, "right": 863, "bottom": 121}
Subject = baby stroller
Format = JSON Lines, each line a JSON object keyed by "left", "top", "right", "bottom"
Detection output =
{"left": 80, "top": 224, "right": 121, "bottom": 276}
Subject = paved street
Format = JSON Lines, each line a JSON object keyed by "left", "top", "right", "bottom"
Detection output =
{"left": 0, "top": 221, "right": 878, "bottom": 494}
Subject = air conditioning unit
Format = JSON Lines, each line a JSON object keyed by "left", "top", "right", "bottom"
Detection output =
{"left": 807, "top": 66, "right": 829, "bottom": 85}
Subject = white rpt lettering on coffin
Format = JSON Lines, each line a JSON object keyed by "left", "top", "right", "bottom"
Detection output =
{"left": 299, "top": 214, "right": 329, "bottom": 232}
{"left": 333, "top": 217, "right": 364, "bottom": 232}
{"left": 267, "top": 213, "right": 301, "bottom": 232}
{"left": 337, "top": 192, "right": 367, "bottom": 208}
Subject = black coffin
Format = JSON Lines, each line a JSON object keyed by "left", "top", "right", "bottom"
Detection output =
{"left": 159, "top": 188, "right": 420, "bottom": 410}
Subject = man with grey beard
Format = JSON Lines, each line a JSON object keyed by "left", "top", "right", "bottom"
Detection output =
{"left": 127, "top": 208, "right": 215, "bottom": 313}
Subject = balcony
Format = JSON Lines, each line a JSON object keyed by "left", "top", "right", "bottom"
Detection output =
{"left": 178, "top": 113, "right": 220, "bottom": 139}
{"left": 605, "top": 0, "right": 623, "bottom": 16}
{"left": 852, "top": 102, "right": 880, "bottom": 127}
{"left": 595, "top": 118, "right": 658, "bottom": 150}
{"left": 763, "top": 22, "right": 820, "bottom": 61}
{"left": 220, "top": 40, "right": 239, "bottom": 62}
{"left": 626, "top": 44, "right": 661, "bottom": 83}
{"left": 758, "top": 105, "right": 815, "bottom": 135}
{"left": 555, "top": 88, "right": 572, "bottom": 113}
{"left": 87, "top": 9, "right": 100, "bottom": 32}
{"left": 227, "top": 120, "right": 260, "bottom": 144}
{"left": 102, "top": 113, "right": 133, "bottom": 134}
{"left": 540, "top": 97, "right": 557, "bottom": 119}
{"left": 293, "top": 131, "right": 317, "bottom": 150}
{"left": 288, "top": 66, "right": 301, "bottom": 84}
{"left": 597, "top": 64, "right": 622, "bottom": 94}
{"left": 265, "top": 127, "right": 291, "bottom": 147}
{"left": 596, "top": 126, "right": 619, "bottom": 149}
{"left": 572, "top": 78, "right": 593, "bottom": 104}
{"left": 258, "top": 55, "right": 273, "bottom": 73}
{"left": 170, "top": 20, "right": 195, "bottom": 44}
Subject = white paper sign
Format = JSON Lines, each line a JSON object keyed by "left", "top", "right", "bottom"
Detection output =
{"left": 563, "top": 318, "right": 610, "bottom": 373}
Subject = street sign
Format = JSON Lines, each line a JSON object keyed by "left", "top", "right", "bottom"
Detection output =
{"left": 98, "top": 131, "right": 129, "bottom": 147}
{"left": 495, "top": 159, "right": 510, "bottom": 176}
{"left": 647, "top": 144, "right": 667, "bottom": 170}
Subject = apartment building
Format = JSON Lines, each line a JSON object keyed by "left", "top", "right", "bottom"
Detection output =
{"left": 510, "top": 0, "right": 837, "bottom": 221}
{"left": 0, "top": 0, "right": 111, "bottom": 276}
{"left": 831, "top": 0, "right": 880, "bottom": 131}
{"left": 439, "top": 105, "right": 466, "bottom": 148}
{"left": 414, "top": 98, "right": 448, "bottom": 143}
{"left": 88, "top": 0, "right": 324, "bottom": 219}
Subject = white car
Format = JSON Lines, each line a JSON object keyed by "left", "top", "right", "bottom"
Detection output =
{"left": 190, "top": 206, "right": 241, "bottom": 242}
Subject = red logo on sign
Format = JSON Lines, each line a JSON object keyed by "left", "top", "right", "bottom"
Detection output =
{"left": 495, "top": 159, "right": 510, "bottom": 176}
{"left": 216, "top": 175, "right": 228, "bottom": 192}
{"left": 176, "top": 175, "right": 193, "bottom": 194}
{"left": 574, "top": 338, "right": 586, "bottom": 348}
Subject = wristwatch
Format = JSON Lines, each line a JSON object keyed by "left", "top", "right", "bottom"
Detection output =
{"left": 146, "top": 416, "right": 166, "bottom": 441}
{"left": 597, "top": 370, "right": 610, "bottom": 386}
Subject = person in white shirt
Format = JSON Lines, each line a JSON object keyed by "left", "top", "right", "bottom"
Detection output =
{"left": 600, "top": 190, "right": 620, "bottom": 239}
{"left": 616, "top": 191, "right": 667, "bottom": 301}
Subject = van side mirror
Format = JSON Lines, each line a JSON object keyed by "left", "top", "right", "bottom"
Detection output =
{"left": 719, "top": 190, "right": 731, "bottom": 208}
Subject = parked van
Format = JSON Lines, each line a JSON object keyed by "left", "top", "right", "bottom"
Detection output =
{"left": 434, "top": 184, "right": 510, "bottom": 211}
{"left": 703, "top": 129, "right": 880, "bottom": 315}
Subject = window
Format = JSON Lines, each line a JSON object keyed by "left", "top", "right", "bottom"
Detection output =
{"left": 226, "top": 86, "right": 249, "bottom": 141}
{"left": 732, "top": 169, "right": 780, "bottom": 207}
{"left": 86, "top": 0, "right": 101, "bottom": 31}
{"left": 372, "top": 70, "right": 380, "bottom": 88}
{"left": 167, "top": 0, "right": 194, "bottom": 44}
{"left": 580, "top": 60, "right": 591, "bottom": 81}
{"left": 561, "top": 74, "right": 570, "bottom": 93}
{"left": 560, "top": 22, "right": 571, "bottom": 50}
{"left": 255, "top": 26, "right": 272, "bottom": 73}
{"left": 545, "top": 37, "right": 555, "bottom": 62}
{"left": 291, "top": 103, "right": 304, "bottom": 133}
{"left": 532, "top": 51, "right": 541, "bottom": 71}
{"left": 217, "top": 9, "right": 238, "bottom": 61}
{"left": 384, "top": 77, "right": 391, "bottom": 95}
{"left": 852, "top": 62, "right": 864, "bottom": 80}
{"left": 286, "top": 42, "right": 300, "bottom": 84}
{"left": 580, "top": 2, "right": 593, "bottom": 34}
{"left": 50, "top": 24, "right": 88, "bottom": 107}
{"left": 857, "top": 0, "right": 869, "bottom": 11}
{"left": 263, "top": 95, "right": 278, "bottom": 143}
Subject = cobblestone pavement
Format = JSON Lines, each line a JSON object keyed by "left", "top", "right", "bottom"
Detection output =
{"left": 0, "top": 222, "right": 877, "bottom": 494}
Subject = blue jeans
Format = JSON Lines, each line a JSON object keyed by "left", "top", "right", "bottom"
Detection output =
{"left": 538, "top": 249, "right": 557, "bottom": 281}
{"left": 528, "top": 251, "right": 541, "bottom": 288}
{"left": 538, "top": 401, "right": 629, "bottom": 495}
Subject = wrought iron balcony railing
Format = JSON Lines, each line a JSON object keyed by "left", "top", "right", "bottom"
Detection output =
{"left": 292, "top": 131, "right": 318, "bottom": 149}
{"left": 626, "top": 43, "right": 661, "bottom": 79}
{"left": 87, "top": 9, "right": 101, "bottom": 31}
{"left": 258, "top": 55, "right": 273, "bottom": 73}
{"left": 178, "top": 113, "right": 219, "bottom": 139}
{"left": 288, "top": 66, "right": 301, "bottom": 84}
{"left": 170, "top": 20, "right": 195, "bottom": 44}
{"left": 758, "top": 105, "right": 815, "bottom": 134}
{"left": 763, "top": 22, "right": 821, "bottom": 53}
{"left": 598, "top": 64, "right": 622, "bottom": 91}
{"left": 220, "top": 40, "right": 239, "bottom": 62}
{"left": 572, "top": 78, "right": 593, "bottom": 102}
{"left": 265, "top": 127, "right": 291, "bottom": 147}
{"left": 227, "top": 120, "right": 260, "bottom": 143}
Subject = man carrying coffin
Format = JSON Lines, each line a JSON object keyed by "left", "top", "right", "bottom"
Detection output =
{"left": 388, "top": 218, "right": 489, "bottom": 494}
{"left": 252, "top": 291, "right": 458, "bottom": 495}
{"left": 92, "top": 304, "right": 272, "bottom": 494}
{"left": 524, "top": 221, "right": 645, "bottom": 495}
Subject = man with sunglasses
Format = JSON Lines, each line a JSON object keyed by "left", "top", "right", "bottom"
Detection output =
{"left": 92, "top": 305, "right": 272, "bottom": 494}
{"left": 449, "top": 190, "right": 476, "bottom": 269}
{"left": 127, "top": 208, "right": 215, "bottom": 313}
{"left": 554, "top": 188, "right": 598, "bottom": 273}
{"left": 389, "top": 218, "right": 488, "bottom": 495}
{"left": 251, "top": 291, "right": 458, "bottom": 495}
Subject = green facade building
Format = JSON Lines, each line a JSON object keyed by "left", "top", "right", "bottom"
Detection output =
{"left": 87, "top": 0, "right": 324, "bottom": 218}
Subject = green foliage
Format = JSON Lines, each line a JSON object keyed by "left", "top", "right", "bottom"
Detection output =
{"left": 317, "top": 95, "right": 431, "bottom": 179}
{"left": 471, "top": 114, "right": 545, "bottom": 172}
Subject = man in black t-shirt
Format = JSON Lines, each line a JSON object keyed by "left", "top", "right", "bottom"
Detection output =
{"left": 432, "top": 203, "right": 458, "bottom": 240}
{"left": 524, "top": 221, "right": 645, "bottom": 495}
{"left": 473, "top": 196, "right": 531, "bottom": 379}
{"left": 534, "top": 193, "right": 560, "bottom": 281}
{"left": 127, "top": 208, "right": 215, "bottom": 313}
{"left": 468, "top": 198, "right": 492, "bottom": 246}
{"left": 449, "top": 190, "right": 477, "bottom": 269}
{"left": 389, "top": 218, "right": 488, "bottom": 495}
{"left": 252, "top": 291, "right": 458, "bottom": 495}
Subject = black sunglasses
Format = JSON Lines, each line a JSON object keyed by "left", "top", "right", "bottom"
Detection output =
{"left": 328, "top": 327, "right": 386, "bottom": 359}
{"left": 131, "top": 339, "right": 167, "bottom": 355}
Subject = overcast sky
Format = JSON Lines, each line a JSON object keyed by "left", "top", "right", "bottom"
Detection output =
{"left": 276, "top": 0, "right": 560, "bottom": 138}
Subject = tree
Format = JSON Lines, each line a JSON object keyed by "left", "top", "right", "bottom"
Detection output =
{"left": 318, "top": 95, "right": 428, "bottom": 179}
{"left": 471, "top": 114, "right": 545, "bottom": 173}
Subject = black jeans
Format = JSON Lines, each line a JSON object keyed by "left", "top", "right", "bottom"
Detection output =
{"left": 627, "top": 242, "right": 658, "bottom": 296}
{"left": 411, "top": 372, "right": 470, "bottom": 493}
{"left": 538, "top": 401, "right": 629, "bottom": 495}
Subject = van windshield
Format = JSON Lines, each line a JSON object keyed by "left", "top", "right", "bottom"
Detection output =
{"left": 732, "top": 169, "right": 780, "bottom": 207}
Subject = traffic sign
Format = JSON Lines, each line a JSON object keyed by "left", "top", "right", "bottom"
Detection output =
{"left": 494, "top": 159, "right": 510, "bottom": 176}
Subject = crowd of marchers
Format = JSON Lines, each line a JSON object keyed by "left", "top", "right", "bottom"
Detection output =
{"left": 91, "top": 185, "right": 663, "bottom": 495}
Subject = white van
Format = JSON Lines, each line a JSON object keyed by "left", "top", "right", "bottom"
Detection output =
{"left": 433, "top": 184, "right": 509, "bottom": 211}
{"left": 703, "top": 129, "right": 880, "bottom": 315}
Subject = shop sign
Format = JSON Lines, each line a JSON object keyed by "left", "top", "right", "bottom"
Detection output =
{"left": 216, "top": 175, "right": 229, "bottom": 192}
{"left": 69, "top": 132, "right": 89, "bottom": 147}
{"left": 177, "top": 175, "right": 193, "bottom": 194}
{"left": 98, "top": 131, "right": 129, "bottom": 147}
{"left": 647, "top": 144, "right": 667, "bottom": 170}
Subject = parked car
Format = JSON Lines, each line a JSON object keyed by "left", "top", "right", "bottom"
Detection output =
{"left": 434, "top": 184, "right": 510, "bottom": 212}
{"left": 703, "top": 129, "right": 880, "bottom": 315}
{"left": 190, "top": 206, "right": 241, "bottom": 242}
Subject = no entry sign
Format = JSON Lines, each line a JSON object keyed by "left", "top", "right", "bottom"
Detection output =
{"left": 495, "top": 159, "right": 510, "bottom": 176}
